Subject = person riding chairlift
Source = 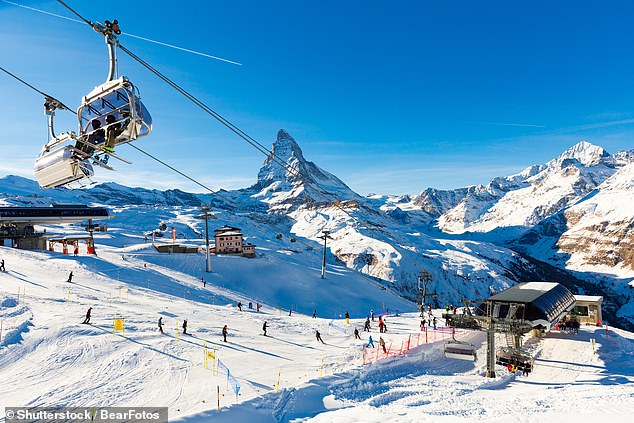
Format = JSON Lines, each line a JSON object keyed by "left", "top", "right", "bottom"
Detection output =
{"left": 103, "top": 109, "right": 130, "bottom": 153}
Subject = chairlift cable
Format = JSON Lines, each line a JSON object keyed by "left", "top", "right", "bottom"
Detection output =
{"left": 0, "top": 65, "right": 74, "bottom": 112}
{"left": 0, "top": 0, "right": 83, "bottom": 24}
{"left": 55, "top": 0, "right": 92, "bottom": 27}
{"left": 0, "top": 1, "right": 242, "bottom": 65}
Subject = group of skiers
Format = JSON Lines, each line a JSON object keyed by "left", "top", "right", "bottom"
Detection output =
{"left": 78, "top": 304, "right": 397, "bottom": 354}
{"left": 236, "top": 301, "right": 262, "bottom": 313}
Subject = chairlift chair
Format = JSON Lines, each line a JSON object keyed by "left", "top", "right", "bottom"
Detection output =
{"left": 34, "top": 145, "right": 95, "bottom": 189}
{"left": 495, "top": 347, "right": 534, "bottom": 373}
{"left": 443, "top": 329, "right": 477, "bottom": 361}
{"left": 77, "top": 76, "right": 152, "bottom": 148}
{"left": 33, "top": 17, "right": 151, "bottom": 190}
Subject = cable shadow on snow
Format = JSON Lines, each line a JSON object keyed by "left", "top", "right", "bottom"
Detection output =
{"left": 228, "top": 340, "right": 292, "bottom": 361}
{"left": 88, "top": 324, "right": 188, "bottom": 362}
{"left": 267, "top": 335, "right": 318, "bottom": 350}
{"left": 5, "top": 272, "right": 47, "bottom": 288}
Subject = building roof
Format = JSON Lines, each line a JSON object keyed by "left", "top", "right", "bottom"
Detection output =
{"left": 479, "top": 282, "right": 576, "bottom": 330}
{"left": 214, "top": 225, "right": 241, "bottom": 233}
{"left": 216, "top": 231, "right": 242, "bottom": 236}
{"left": 488, "top": 282, "right": 560, "bottom": 303}
{"left": 574, "top": 295, "right": 603, "bottom": 303}
{"left": 0, "top": 206, "right": 109, "bottom": 224}
{"left": 48, "top": 234, "right": 93, "bottom": 241}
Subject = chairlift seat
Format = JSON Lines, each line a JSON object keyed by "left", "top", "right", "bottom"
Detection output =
{"left": 444, "top": 342, "right": 477, "bottom": 361}
{"left": 495, "top": 347, "right": 534, "bottom": 372}
{"left": 34, "top": 146, "right": 94, "bottom": 189}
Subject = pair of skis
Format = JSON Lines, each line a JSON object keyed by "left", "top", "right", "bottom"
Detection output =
{"left": 73, "top": 138, "right": 132, "bottom": 171}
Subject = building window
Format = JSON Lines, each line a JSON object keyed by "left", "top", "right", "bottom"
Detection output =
{"left": 572, "top": 305, "right": 589, "bottom": 317}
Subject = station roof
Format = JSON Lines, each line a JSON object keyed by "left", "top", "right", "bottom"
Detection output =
{"left": 0, "top": 205, "right": 109, "bottom": 225}
{"left": 481, "top": 282, "right": 576, "bottom": 330}
{"left": 574, "top": 295, "right": 603, "bottom": 303}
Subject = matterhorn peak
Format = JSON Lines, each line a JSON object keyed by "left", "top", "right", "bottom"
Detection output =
{"left": 249, "top": 129, "right": 359, "bottom": 205}
{"left": 553, "top": 141, "right": 611, "bottom": 167}
{"left": 271, "top": 129, "right": 306, "bottom": 164}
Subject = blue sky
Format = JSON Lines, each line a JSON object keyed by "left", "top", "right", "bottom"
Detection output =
{"left": 1, "top": 0, "right": 634, "bottom": 195}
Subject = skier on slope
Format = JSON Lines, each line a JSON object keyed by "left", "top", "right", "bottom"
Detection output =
{"left": 316, "top": 330, "right": 325, "bottom": 344}
{"left": 0, "top": 259, "right": 6, "bottom": 272}
{"left": 182, "top": 319, "right": 188, "bottom": 335}
{"left": 222, "top": 325, "right": 228, "bottom": 342}
{"left": 379, "top": 336, "right": 387, "bottom": 354}
{"left": 158, "top": 317, "right": 164, "bottom": 334}
{"left": 364, "top": 317, "right": 371, "bottom": 332}
{"left": 82, "top": 307, "right": 92, "bottom": 324}
{"left": 366, "top": 335, "right": 375, "bottom": 348}
{"left": 354, "top": 327, "right": 361, "bottom": 340}
{"left": 262, "top": 321, "right": 268, "bottom": 336}
{"left": 67, "top": 271, "right": 73, "bottom": 283}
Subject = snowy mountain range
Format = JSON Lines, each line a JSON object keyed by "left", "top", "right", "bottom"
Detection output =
{"left": 1, "top": 132, "right": 633, "bottom": 329}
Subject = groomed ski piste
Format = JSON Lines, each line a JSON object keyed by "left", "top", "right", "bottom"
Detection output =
{"left": 1, "top": 232, "right": 634, "bottom": 422}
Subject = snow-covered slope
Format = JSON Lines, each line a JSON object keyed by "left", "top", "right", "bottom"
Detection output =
{"left": 2, "top": 242, "right": 633, "bottom": 422}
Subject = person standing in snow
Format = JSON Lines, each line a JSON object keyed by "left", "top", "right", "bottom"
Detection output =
{"left": 82, "top": 307, "right": 92, "bottom": 324}
{"left": 0, "top": 259, "right": 5, "bottom": 272}
{"left": 222, "top": 325, "right": 228, "bottom": 342}
{"left": 256, "top": 303, "right": 261, "bottom": 312}
{"left": 364, "top": 317, "right": 371, "bottom": 332}
{"left": 370, "top": 309, "right": 375, "bottom": 321}
{"left": 354, "top": 328, "right": 361, "bottom": 340}
{"left": 432, "top": 317, "right": 437, "bottom": 330}
{"left": 182, "top": 319, "right": 188, "bottom": 335}
{"left": 262, "top": 321, "right": 268, "bottom": 336}
{"left": 345, "top": 311, "right": 350, "bottom": 324}
{"left": 201, "top": 276, "right": 206, "bottom": 288}
{"left": 158, "top": 317, "right": 164, "bottom": 334}
{"left": 316, "top": 330, "right": 325, "bottom": 344}
{"left": 367, "top": 335, "right": 375, "bottom": 348}
{"left": 67, "top": 271, "right": 73, "bottom": 283}
{"left": 237, "top": 302, "right": 242, "bottom": 311}
{"left": 379, "top": 336, "right": 387, "bottom": 354}
{"left": 312, "top": 309, "right": 317, "bottom": 318}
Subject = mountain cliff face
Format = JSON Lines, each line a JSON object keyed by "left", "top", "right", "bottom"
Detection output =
{"left": 436, "top": 141, "right": 628, "bottom": 234}
{"left": 243, "top": 129, "right": 360, "bottom": 213}
{"left": 517, "top": 163, "right": 634, "bottom": 273}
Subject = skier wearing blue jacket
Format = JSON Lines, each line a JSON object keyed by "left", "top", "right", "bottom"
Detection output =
{"left": 367, "top": 335, "right": 375, "bottom": 348}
